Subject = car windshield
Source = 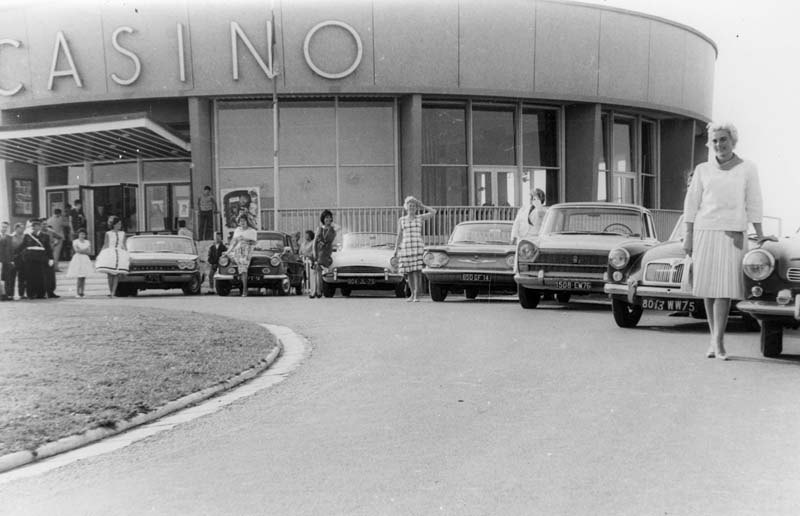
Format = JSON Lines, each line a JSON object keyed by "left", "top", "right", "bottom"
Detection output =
{"left": 542, "top": 206, "right": 646, "bottom": 237}
{"left": 449, "top": 223, "right": 513, "bottom": 244}
{"left": 668, "top": 215, "right": 686, "bottom": 241}
{"left": 127, "top": 236, "right": 195, "bottom": 254}
{"left": 255, "top": 233, "right": 286, "bottom": 251}
{"left": 343, "top": 233, "right": 396, "bottom": 250}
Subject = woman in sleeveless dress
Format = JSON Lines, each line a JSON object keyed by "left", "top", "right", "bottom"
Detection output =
{"left": 94, "top": 215, "right": 130, "bottom": 297}
{"left": 66, "top": 228, "right": 93, "bottom": 297}
{"left": 393, "top": 196, "right": 436, "bottom": 302}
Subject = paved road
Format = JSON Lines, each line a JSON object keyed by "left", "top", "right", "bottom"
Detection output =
{"left": 2, "top": 292, "right": 800, "bottom": 515}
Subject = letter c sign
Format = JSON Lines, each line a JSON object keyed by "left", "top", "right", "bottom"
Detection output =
{"left": 303, "top": 21, "right": 363, "bottom": 80}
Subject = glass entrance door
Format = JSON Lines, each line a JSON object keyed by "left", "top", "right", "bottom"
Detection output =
{"left": 80, "top": 184, "right": 138, "bottom": 255}
{"left": 473, "top": 168, "right": 515, "bottom": 207}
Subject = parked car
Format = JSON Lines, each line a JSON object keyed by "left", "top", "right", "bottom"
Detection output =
{"left": 422, "top": 220, "right": 516, "bottom": 302}
{"left": 321, "top": 232, "right": 405, "bottom": 298}
{"left": 737, "top": 233, "right": 799, "bottom": 356}
{"left": 116, "top": 234, "right": 203, "bottom": 296}
{"left": 214, "top": 231, "right": 303, "bottom": 296}
{"left": 605, "top": 215, "right": 760, "bottom": 329}
{"left": 515, "top": 202, "right": 659, "bottom": 309}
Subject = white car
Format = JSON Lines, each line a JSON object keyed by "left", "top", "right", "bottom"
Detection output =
{"left": 321, "top": 232, "right": 406, "bottom": 298}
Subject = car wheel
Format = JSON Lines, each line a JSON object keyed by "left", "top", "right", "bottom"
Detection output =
{"left": 429, "top": 283, "right": 447, "bottom": 302}
{"left": 341, "top": 287, "right": 352, "bottom": 297}
{"left": 611, "top": 298, "right": 643, "bottom": 328}
{"left": 116, "top": 286, "right": 136, "bottom": 297}
{"left": 518, "top": 285, "right": 541, "bottom": 309}
{"left": 215, "top": 281, "right": 231, "bottom": 297}
{"left": 182, "top": 274, "right": 202, "bottom": 295}
{"left": 277, "top": 279, "right": 291, "bottom": 296}
{"left": 395, "top": 281, "right": 408, "bottom": 298}
{"left": 464, "top": 287, "right": 479, "bottom": 300}
{"left": 322, "top": 282, "right": 336, "bottom": 298}
{"left": 741, "top": 312, "right": 761, "bottom": 332}
{"left": 761, "top": 320, "right": 783, "bottom": 357}
{"left": 555, "top": 293, "right": 571, "bottom": 304}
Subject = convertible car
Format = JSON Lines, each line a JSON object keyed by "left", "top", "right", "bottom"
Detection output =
{"left": 321, "top": 232, "right": 405, "bottom": 298}
{"left": 422, "top": 220, "right": 516, "bottom": 302}
{"left": 737, "top": 233, "right": 800, "bottom": 356}
{"left": 214, "top": 231, "right": 303, "bottom": 296}
{"left": 605, "top": 216, "right": 760, "bottom": 329}
{"left": 117, "top": 234, "right": 203, "bottom": 296}
{"left": 515, "top": 202, "right": 659, "bottom": 309}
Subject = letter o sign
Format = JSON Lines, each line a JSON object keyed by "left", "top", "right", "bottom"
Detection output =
{"left": 303, "top": 21, "right": 363, "bottom": 80}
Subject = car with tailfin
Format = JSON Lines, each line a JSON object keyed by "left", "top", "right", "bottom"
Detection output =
{"left": 117, "top": 234, "right": 203, "bottom": 296}
{"left": 321, "top": 232, "right": 406, "bottom": 298}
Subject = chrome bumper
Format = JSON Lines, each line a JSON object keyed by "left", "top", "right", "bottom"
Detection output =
{"left": 737, "top": 295, "right": 800, "bottom": 320}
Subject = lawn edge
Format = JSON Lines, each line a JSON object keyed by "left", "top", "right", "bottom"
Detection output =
{"left": 0, "top": 333, "right": 284, "bottom": 475}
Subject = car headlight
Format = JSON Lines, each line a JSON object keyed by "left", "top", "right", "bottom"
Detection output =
{"left": 742, "top": 249, "right": 775, "bottom": 281}
{"left": 517, "top": 241, "right": 536, "bottom": 261}
{"left": 219, "top": 255, "right": 230, "bottom": 267}
{"left": 608, "top": 248, "right": 630, "bottom": 270}
{"left": 390, "top": 255, "right": 399, "bottom": 269}
{"left": 177, "top": 259, "right": 195, "bottom": 270}
{"left": 270, "top": 256, "right": 281, "bottom": 267}
{"left": 423, "top": 251, "right": 449, "bottom": 268}
{"left": 505, "top": 254, "right": 515, "bottom": 268}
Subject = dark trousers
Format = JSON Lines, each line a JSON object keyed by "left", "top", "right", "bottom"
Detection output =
{"left": 23, "top": 261, "right": 46, "bottom": 298}
{"left": 199, "top": 210, "right": 214, "bottom": 241}
{"left": 12, "top": 259, "right": 24, "bottom": 298}
{"left": 1, "top": 262, "right": 12, "bottom": 298}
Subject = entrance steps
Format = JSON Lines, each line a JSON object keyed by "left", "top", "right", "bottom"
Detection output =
{"left": 53, "top": 263, "right": 110, "bottom": 298}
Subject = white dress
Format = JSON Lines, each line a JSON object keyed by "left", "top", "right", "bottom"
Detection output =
{"left": 94, "top": 231, "right": 130, "bottom": 275}
{"left": 66, "top": 239, "right": 93, "bottom": 278}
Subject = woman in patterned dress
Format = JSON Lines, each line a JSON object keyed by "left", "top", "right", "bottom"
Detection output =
{"left": 94, "top": 215, "right": 130, "bottom": 297}
{"left": 312, "top": 210, "right": 336, "bottom": 298}
{"left": 393, "top": 196, "right": 437, "bottom": 302}
{"left": 227, "top": 214, "right": 258, "bottom": 296}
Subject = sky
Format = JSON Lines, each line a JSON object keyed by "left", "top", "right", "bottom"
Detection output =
{"left": 583, "top": 0, "right": 800, "bottom": 235}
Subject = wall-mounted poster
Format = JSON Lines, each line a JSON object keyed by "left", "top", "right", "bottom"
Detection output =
{"left": 13, "top": 178, "right": 34, "bottom": 216}
{"left": 177, "top": 198, "right": 190, "bottom": 219}
{"left": 221, "top": 187, "right": 260, "bottom": 234}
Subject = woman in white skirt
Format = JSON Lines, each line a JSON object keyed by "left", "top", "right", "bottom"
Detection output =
{"left": 94, "top": 215, "right": 130, "bottom": 297}
{"left": 683, "top": 122, "right": 765, "bottom": 360}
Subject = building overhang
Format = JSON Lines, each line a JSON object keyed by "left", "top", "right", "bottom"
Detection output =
{"left": 0, "top": 113, "right": 191, "bottom": 166}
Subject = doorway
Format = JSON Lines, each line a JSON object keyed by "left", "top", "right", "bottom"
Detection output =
{"left": 80, "top": 184, "right": 137, "bottom": 255}
{"left": 144, "top": 183, "right": 192, "bottom": 233}
{"left": 473, "top": 167, "right": 516, "bottom": 207}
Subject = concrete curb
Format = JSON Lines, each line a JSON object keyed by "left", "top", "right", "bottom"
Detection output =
{"left": 0, "top": 333, "right": 284, "bottom": 475}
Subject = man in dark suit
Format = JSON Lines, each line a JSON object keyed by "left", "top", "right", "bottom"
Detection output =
{"left": 19, "top": 219, "right": 54, "bottom": 299}
{"left": 0, "top": 221, "right": 12, "bottom": 300}
{"left": 206, "top": 231, "right": 227, "bottom": 294}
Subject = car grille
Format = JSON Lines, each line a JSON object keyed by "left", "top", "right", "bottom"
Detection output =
{"left": 336, "top": 266, "right": 386, "bottom": 274}
{"left": 787, "top": 268, "right": 800, "bottom": 282}
{"left": 644, "top": 262, "right": 684, "bottom": 284}
{"left": 534, "top": 252, "right": 607, "bottom": 276}
{"left": 131, "top": 264, "right": 179, "bottom": 272}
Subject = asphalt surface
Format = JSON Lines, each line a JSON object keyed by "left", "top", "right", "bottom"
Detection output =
{"left": 1, "top": 292, "right": 800, "bottom": 515}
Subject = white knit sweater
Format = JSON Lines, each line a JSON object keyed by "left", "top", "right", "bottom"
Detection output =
{"left": 683, "top": 158, "right": 763, "bottom": 232}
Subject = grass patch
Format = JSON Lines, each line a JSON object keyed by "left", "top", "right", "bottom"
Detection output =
{"left": 0, "top": 303, "right": 276, "bottom": 456}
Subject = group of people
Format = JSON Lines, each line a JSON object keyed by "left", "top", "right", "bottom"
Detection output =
{"left": 0, "top": 214, "right": 130, "bottom": 300}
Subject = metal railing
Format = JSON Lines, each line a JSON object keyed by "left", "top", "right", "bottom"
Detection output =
{"left": 259, "top": 206, "right": 685, "bottom": 244}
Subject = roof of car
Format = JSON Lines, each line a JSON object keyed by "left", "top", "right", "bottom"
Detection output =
{"left": 455, "top": 220, "right": 513, "bottom": 225}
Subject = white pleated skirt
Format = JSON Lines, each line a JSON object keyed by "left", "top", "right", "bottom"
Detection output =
{"left": 691, "top": 229, "right": 745, "bottom": 299}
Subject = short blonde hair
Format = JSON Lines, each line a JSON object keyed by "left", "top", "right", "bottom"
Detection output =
{"left": 707, "top": 121, "right": 738, "bottom": 147}
{"left": 404, "top": 196, "right": 422, "bottom": 210}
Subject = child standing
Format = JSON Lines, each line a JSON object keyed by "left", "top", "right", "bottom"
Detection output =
{"left": 66, "top": 228, "right": 92, "bottom": 297}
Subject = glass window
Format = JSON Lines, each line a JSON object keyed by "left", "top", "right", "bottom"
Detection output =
{"left": 92, "top": 162, "right": 137, "bottom": 184}
{"left": 522, "top": 108, "right": 558, "bottom": 167}
{"left": 422, "top": 104, "right": 467, "bottom": 165}
{"left": 217, "top": 102, "right": 272, "bottom": 167}
{"left": 473, "top": 105, "right": 515, "bottom": 166}
{"left": 339, "top": 166, "right": 396, "bottom": 207}
{"left": 46, "top": 167, "right": 68, "bottom": 186}
{"left": 278, "top": 166, "right": 337, "bottom": 209}
{"left": 641, "top": 121, "right": 656, "bottom": 208}
{"left": 339, "top": 101, "right": 394, "bottom": 165}
{"left": 422, "top": 166, "right": 468, "bottom": 205}
{"left": 523, "top": 168, "right": 559, "bottom": 207}
{"left": 280, "top": 101, "right": 336, "bottom": 166}
{"left": 613, "top": 120, "right": 634, "bottom": 173}
{"left": 143, "top": 161, "right": 191, "bottom": 182}
{"left": 145, "top": 185, "right": 169, "bottom": 232}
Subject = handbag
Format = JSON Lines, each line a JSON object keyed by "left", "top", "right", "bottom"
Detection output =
{"left": 317, "top": 254, "right": 333, "bottom": 268}
{"left": 680, "top": 255, "right": 693, "bottom": 292}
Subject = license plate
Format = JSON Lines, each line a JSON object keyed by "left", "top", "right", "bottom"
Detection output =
{"left": 145, "top": 274, "right": 160, "bottom": 283}
{"left": 248, "top": 276, "right": 262, "bottom": 282}
{"left": 347, "top": 278, "right": 375, "bottom": 285}
{"left": 642, "top": 298, "right": 696, "bottom": 312}
{"left": 546, "top": 279, "right": 591, "bottom": 290}
{"left": 462, "top": 273, "right": 490, "bottom": 282}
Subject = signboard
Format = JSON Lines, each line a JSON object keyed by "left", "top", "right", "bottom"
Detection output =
{"left": 12, "top": 178, "right": 33, "bottom": 216}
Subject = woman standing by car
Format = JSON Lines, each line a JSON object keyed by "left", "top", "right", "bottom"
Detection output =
{"left": 95, "top": 215, "right": 130, "bottom": 297}
{"left": 311, "top": 210, "right": 336, "bottom": 298}
{"left": 393, "top": 196, "right": 437, "bottom": 302}
{"left": 228, "top": 214, "right": 258, "bottom": 296}
{"left": 683, "top": 122, "right": 765, "bottom": 360}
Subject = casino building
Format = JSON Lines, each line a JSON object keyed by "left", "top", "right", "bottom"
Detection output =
{"left": 0, "top": 0, "right": 716, "bottom": 250}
